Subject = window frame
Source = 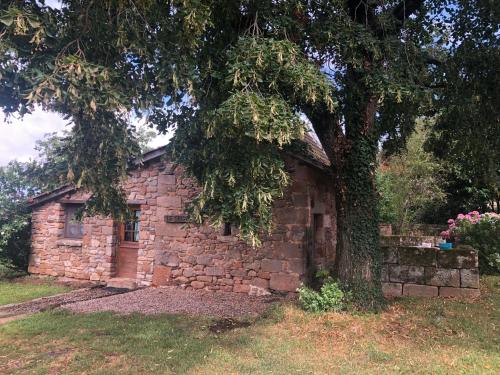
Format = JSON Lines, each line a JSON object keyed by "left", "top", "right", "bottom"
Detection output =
{"left": 119, "top": 207, "right": 141, "bottom": 245}
{"left": 64, "top": 204, "right": 84, "bottom": 239}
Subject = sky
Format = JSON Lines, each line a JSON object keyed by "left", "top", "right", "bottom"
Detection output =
{"left": 0, "top": 109, "right": 172, "bottom": 166}
{"left": 0, "top": 0, "right": 174, "bottom": 166}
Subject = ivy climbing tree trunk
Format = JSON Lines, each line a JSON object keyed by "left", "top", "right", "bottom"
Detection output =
{"left": 333, "top": 73, "right": 384, "bottom": 307}
{"left": 334, "top": 100, "right": 383, "bottom": 308}
{"left": 308, "top": 77, "right": 384, "bottom": 308}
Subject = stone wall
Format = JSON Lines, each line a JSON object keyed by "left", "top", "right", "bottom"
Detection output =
{"left": 30, "top": 190, "right": 118, "bottom": 282}
{"left": 29, "top": 156, "right": 336, "bottom": 294}
{"left": 381, "top": 245, "right": 480, "bottom": 298}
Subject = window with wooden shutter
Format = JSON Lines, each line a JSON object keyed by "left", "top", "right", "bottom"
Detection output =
{"left": 64, "top": 204, "right": 84, "bottom": 239}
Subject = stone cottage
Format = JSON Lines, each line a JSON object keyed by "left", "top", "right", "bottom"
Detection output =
{"left": 28, "top": 136, "right": 336, "bottom": 294}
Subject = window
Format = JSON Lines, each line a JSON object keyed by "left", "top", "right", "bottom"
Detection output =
{"left": 121, "top": 209, "right": 141, "bottom": 242}
{"left": 64, "top": 204, "right": 84, "bottom": 239}
{"left": 223, "top": 222, "right": 231, "bottom": 236}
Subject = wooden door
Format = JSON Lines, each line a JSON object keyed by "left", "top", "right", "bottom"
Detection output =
{"left": 116, "top": 208, "right": 141, "bottom": 278}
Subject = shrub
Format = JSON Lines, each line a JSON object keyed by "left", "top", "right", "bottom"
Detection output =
{"left": 0, "top": 260, "right": 27, "bottom": 280}
{"left": 298, "top": 280, "right": 350, "bottom": 313}
{"left": 441, "top": 212, "right": 500, "bottom": 274}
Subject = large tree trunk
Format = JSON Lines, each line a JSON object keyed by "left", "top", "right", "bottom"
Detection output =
{"left": 335, "top": 92, "right": 384, "bottom": 309}
{"left": 308, "top": 90, "right": 384, "bottom": 309}
{"left": 333, "top": 121, "right": 383, "bottom": 309}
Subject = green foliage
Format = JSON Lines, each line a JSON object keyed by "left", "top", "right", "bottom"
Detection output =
{"left": 376, "top": 120, "right": 446, "bottom": 231}
{"left": 427, "top": 0, "right": 500, "bottom": 219}
{"left": 0, "top": 261, "right": 27, "bottom": 280}
{"left": 298, "top": 280, "right": 351, "bottom": 313}
{"left": 376, "top": 170, "right": 397, "bottom": 224}
{"left": 171, "top": 36, "right": 336, "bottom": 245}
{"left": 1, "top": 0, "right": 496, "bottom": 306}
{"left": 0, "top": 161, "right": 40, "bottom": 271}
{"left": 455, "top": 216, "right": 500, "bottom": 275}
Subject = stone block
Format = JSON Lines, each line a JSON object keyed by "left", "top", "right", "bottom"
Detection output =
{"left": 233, "top": 284, "right": 250, "bottom": 293}
{"left": 261, "top": 259, "right": 283, "bottom": 273}
{"left": 205, "top": 266, "right": 224, "bottom": 276}
{"left": 380, "top": 236, "right": 401, "bottom": 247}
{"left": 381, "top": 265, "right": 389, "bottom": 282}
{"left": 183, "top": 268, "right": 195, "bottom": 277}
{"left": 155, "top": 222, "right": 186, "bottom": 237}
{"left": 230, "top": 269, "right": 247, "bottom": 277}
{"left": 437, "top": 246, "right": 478, "bottom": 268}
{"left": 248, "top": 285, "right": 271, "bottom": 296}
{"left": 403, "top": 284, "right": 438, "bottom": 297}
{"left": 196, "top": 255, "right": 213, "bottom": 266}
{"left": 156, "top": 253, "right": 179, "bottom": 267}
{"left": 287, "top": 259, "right": 305, "bottom": 274}
{"left": 274, "top": 208, "right": 308, "bottom": 225}
{"left": 460, "top": 269, "right": 480, "bottom": 289}
{"left": 382, "top": 282, "right": 402, "bottom": 297}
{"left": 398, "top": 247, "right": 437, "bottom": 267}
{"left": 249, "top": 277, "right": 269, "bottom": 289}
{"left": 191, "top": 281, "right": 205, "bottom": 289}
{"left": 389, "top": 265, "right": 425, "bottom": 284}
{"left": 382, "top": 246, "right": 398, "bottom": 264}
{"left": 258, "top": 271, "right": 271, "bottom": 279}
{"left": 424, "top": 268, "right": 460, "bottom": 287}
{"left": 273, "top": 242, "right": 303, "bottom": 259}
{"left": 157, "top": 196, "right": 182, "bottom": 208}
{"left": 292, "top": 193, "right": 309, "bottom": 207}
{"left": 152, "top": 265, "right": 171, "bottom": 286}
{"left": 269, "top": 273, "right": 300, "bottom": 292}
{"left": 158, "top": 174, "right": 176, "bottom": 186}
{"left": 175, "top": 276, "right": 189, "bottom": 284}
{"left": 439, "top": 287, "right": 480, "bottom": 298}
{"left": 196, "top": 275, "right": 213, "bottom": 282}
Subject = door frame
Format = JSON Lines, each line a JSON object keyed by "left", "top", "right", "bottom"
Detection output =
{"left": 115, "top": 206, "right": 141, "bottom": 278}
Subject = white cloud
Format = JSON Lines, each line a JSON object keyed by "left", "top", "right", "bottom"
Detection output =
{"left": 0, "top": 108, "right": 173, "bottom": 166}
{"left": 0, "top": 109, "right": 70, "bottom": 165}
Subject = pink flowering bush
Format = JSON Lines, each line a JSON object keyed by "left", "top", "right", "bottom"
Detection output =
{"left": 441, "top": 211, "right": 500, "bottom": 274}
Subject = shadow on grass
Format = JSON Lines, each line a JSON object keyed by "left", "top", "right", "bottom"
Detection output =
{"left": 0, "top": 303, "right": 287, "bottom": 375}
{"left": 383, "top": 276, "right": 500, "bottom": 354}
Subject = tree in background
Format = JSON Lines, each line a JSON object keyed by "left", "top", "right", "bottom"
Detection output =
{"left": 1, "top": 1, "right": 497, "bottom": 308}
{"left": 377, "top": 119, "right": 446, "bottom": 231}
{"left": 0, "top": 161, "right": 39, "bottom": 275}
{"left": 426, "top": 0, "right": 500, "bottom": 219}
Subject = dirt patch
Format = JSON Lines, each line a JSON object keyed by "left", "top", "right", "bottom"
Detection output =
{"left": 64, "top": 286, "right": 284, "bottom": 318}
{"left": 209, "top": 318, "right": 252, "bottom": 333}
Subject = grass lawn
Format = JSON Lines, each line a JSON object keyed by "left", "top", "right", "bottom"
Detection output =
{"left": 0, "top": 277, "right": 499, "bottom": 374}
{"left": 0, "top": 278, "right": 74, "bottom": 306}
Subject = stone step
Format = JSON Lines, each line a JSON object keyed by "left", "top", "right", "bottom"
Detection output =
{"left": 106, "top": 278, "right": 137, "bottom": 290}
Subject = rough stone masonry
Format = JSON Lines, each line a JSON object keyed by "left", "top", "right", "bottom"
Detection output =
{"left": 28, "top": 141, "right": 337, "bottom": 295}
{"left": 381, "top": 242, "right": 480, "bottom": 298}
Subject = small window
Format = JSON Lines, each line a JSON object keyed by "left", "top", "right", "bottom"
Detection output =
{"left": 64, "top": 204, "right": 84, "bottom": 239}
{"left": 223, "top": 222, "right": 231, "bottom": 236}
{"left": 121, "top": 209, "right": 141, "bottom": 242}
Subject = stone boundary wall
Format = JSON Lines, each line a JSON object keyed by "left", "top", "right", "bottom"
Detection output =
{"left": 381, "top": 245, "right": 480, "bottom": 298}
{"left": 379, "top": 224, "right": 447, "bottom": 237}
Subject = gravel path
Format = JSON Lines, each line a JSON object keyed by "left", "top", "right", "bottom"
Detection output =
{"left": 64, "top": 287, "right": 283, "bottom": 318}
{"left": 0, "top": 287, "right": 128, "bottom": 318}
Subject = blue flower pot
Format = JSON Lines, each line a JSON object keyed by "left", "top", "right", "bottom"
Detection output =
{"left": 439, "top": 242, "right": 453, "bottom": 250}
